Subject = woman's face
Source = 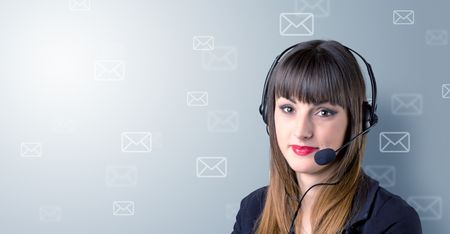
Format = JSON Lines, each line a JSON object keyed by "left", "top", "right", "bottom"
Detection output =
{"left": 274, "top": 96, "right": 348, "bottom": 175}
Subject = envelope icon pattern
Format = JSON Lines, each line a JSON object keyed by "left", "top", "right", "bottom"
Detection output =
{"left": 187, "top": 91, "right": 208, "bottom": 106}
{"left": 426, "top": 30, "right": 448, "bottom": 46}
{"left": 442, "top": 84, "right": 450, "bottom": 98}
{"left": 407, "top": 196, "right": 442, "bottom": 220}
{"left": 393, "top": 10, "right": 414, "bottom": 25}
{"left": 40, "top": 206, "right": 62, "bottom": 222}
{"left": 295, "top": 0, "right": 330, "bottom": 17}
{"left": 201, "top": 47, "right": 237, "bottom": 71}
{"left": 106, "top": 166, "right": 138, "bottom": 187}
{"left": 193, "top": 36, "right": 214, "bottom": 51}
{"left": 95, "top": 60, "right": 125, "bottom": 81}
{"left": 225, "top": 203, "right": 240, "bottom": 220}
{"left": 196, "top": 157, "right": 227, "bottom": 178}
{"left": 391, "top": 93, "right": 423, "bottom": 115}
{"left": 21, "top": 142, "right": 42, "bottom": 157}
{"left": 121, "top": 132, "right": 152, "bottom": 153}
{"left": 113, "top": 201, "right": 135, "bottom": 216}
{"left": 207, "top": 111, "right": 239, "bottom": 132}
{"left": 69, "top": 0, "right": 90, "bottom": 11}
{"left": 379, "top": 132, "right": 410, "bottom": 153}
{"left": 364, "top": 165, "right": 396, "bottom": 187}
{"left": 280, "top": 13, "right": 314, "bottom": 36}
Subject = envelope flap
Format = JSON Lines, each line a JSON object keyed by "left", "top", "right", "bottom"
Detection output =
{"left": 428, "top": 30, "right": 447, "bottom": 39}
{"left": 115, "top": 201, "right": 133, "bottom": 209}
{"left": 302, "top": 0, "right": 325, "bottom": 8}
{"left": 381, "top": 132, "right": 408, "bottom": 145}
{"left": 409, "top": 197, "right": 440, "bottom": 211}
{"left": 395, "top": 10, "right": 413, "bottom": 19}
{"left": 199, "top": 157, "right": 225, "bottom": 170}
{"left": 210, "top": 111, "right": 238, "bottom": 124}
{"left": 366, "top": 166, "right": 393, "bottom": 178}
{"left": 194, "top": 36, "right": 213, "bottom": 44}
{"left": 189, "top": 92, "right": 207, "bottom": 100}
{"left": 73, "top": 0, "right": 88, "bottom": 5}
{"left": 393, "top": 95, "right": 421, "bottom": 107}
{"left": 97, "top": 61, "right": 123, "bottom": 72}
{"left": 282, "top": 13, "right": 312, "bottom": 28}
{"left": 429, "top": 30, "right": 445, "bottom": 37}
{"left": 108, "top": 166, "right": 136, "bottom": 178}
{"left": 23, "top": 143, "right": 40, "bottom": 151}
{"left": 40, "top": 207, "right": 61, "bottom": 216}
{"left": 123, "top": 133, "right": 151, "bottom": 144}
{"left": 207, "top": 48, "right": 235, "bottom": 61}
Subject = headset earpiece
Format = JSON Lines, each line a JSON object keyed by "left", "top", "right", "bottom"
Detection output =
{"left": 362, "top": 101, "right": 378, "bottom": 131}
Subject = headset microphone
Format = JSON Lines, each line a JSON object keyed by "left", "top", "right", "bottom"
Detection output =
{"left": 314, "top": 120, "right": 377, "bottom": 166}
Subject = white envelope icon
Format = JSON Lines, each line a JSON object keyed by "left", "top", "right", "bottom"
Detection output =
{"left": 20, "top": 142, "right": 42, "bottom": 157}
{"left": 442, "top": 84, "right": 450, "bottom": 98}
{"left": 201, "top": 46, "right": 237, "bottom": 71}
{"left": 196, "top": 157, "right": 227, "bottom": 178}
{"left": 280, "top": 13, "right": 314, "bottom": 36}
{"left": 121, "top": 132, "right": 152, "bottom": 153}
{"left": 40, "top": 206, "right": 62, "bottom": 222}
{"left": 391, "top": 93, "right": 423, "bottom": 115}
{"left": 225, "top": 203, "right": 240, "bottom": 220}
{"left": 106, "top": 166, "right": 138, "bottom": 187}
{"left": 393, "top": 10, "right": 414, "bottom": 25}
{"left": 207, "top": 111, "right": 239, "bottom": 132}
{"left": 407, "top": 196, "right": 442, "bottom": 220}
{"left": 187, "top": 91, "right": 208, "bottom": 106}
{"left": 295, "top": 0, "right": 330, "bottom": 17}
{"left": 193, "top": 36, "right": 214, "bottom": 51}
{"left": 426, "top": 30, "right": 448, "bottom": 46}
{"left": 113, "top": 201, "right": 135, "bottom": 216}
{"left": 95, "top": 60, "right": 125, "bottom": 81}
{"left": 69, "top": 0, "right": 90, "bottom": 11}
{"left": 364, "top": 165, "right": 396, "bottom": 187}
{"left": 379, "top": 132, "right": 410, "bottom": 153}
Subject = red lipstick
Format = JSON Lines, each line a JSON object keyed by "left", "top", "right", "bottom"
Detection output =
{"left": 291, "top": 145, "right": 319, "bottom": 156}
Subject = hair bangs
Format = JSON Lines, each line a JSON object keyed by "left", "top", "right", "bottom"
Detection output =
{"left": 274, "top": 50, "right": 350, "bottom": 110}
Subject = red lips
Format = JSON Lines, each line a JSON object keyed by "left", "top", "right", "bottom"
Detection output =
{"left": 291, "top": 145, "right": 319, "bottom": 156}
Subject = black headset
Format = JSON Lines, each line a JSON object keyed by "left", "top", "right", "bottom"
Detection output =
{"left": 258, "top": 42, "right": 379, "bottom": 134}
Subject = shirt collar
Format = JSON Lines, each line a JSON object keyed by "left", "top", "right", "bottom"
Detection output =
{"left": 347, "top": 172, "right": 380, "bottom": 226}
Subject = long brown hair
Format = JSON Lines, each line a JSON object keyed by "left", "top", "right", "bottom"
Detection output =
{"left": 254, "top": 40, "right": 369, "bottom": 234}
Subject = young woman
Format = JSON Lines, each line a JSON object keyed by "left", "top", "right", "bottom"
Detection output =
{"left": 232, "top": 40, "right": 422, "bottom": 234}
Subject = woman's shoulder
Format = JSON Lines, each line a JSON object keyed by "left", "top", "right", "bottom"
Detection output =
{"left": 375, "top": 186, "right": 421, "bottom": 221}
{"left": 242, "top": 186, "right": 268, "bottom": 202}
{"left": 232, "top": 186, "right": 268, "bottom": 234}
{"left": 239, "top": 185, "right": 268, "bottom": 215}
{"left": 361, "top": 175, "right": 422, "bottom": 233}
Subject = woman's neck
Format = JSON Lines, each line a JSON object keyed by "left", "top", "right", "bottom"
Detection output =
{"left": 295, "top": 168, "right": 334, "bottom": 212}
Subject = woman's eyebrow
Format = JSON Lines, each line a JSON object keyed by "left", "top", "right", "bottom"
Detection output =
{"left": 278, "top": 98, "right": 338, "bottom": 108}
{"left": 278, "top": 97, "right": 297, "bottom": 103}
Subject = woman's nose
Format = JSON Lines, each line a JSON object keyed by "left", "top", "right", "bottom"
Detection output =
{"left": 293, "top": 116, "right": 313, "bottom": 139}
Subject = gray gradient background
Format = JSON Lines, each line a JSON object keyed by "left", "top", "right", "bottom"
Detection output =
{"left": 0, "top": 0, "right": 448, "bottom": 233}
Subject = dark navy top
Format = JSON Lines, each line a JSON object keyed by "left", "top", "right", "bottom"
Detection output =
{"left": 232, "top": 173, "right": 422, "bottom": 234}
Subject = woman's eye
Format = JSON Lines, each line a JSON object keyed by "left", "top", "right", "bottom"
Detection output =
{"left": 317, "top": 109, "right": 335, "bottom": 117}
{"left": 280, "top": 105, "right": 294, "bottom": 113}
{"left": 279, "top": 105, "right": 336, "bottom": 117}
